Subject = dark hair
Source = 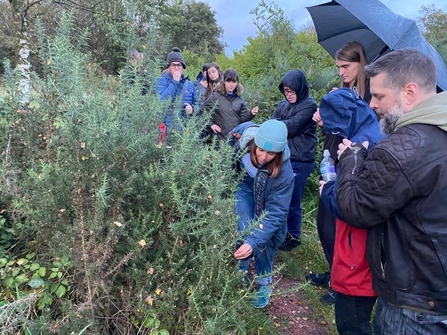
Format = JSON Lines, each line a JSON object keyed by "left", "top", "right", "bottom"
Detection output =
{"left": 365, "top": 48, "right": 437, "bottom": 94}
{"left": 223, "top": 68, "right": 239, "bottom": 83}
{"left": 202, "top": 64, "right": 209, "bottom": 72}
{"left": 205, "top": 63, "right": 223, "bottom": 99}
{"left": 249, "top": 142, "right": 284, "bottom": 178}
{"left": 335, "top": 41, "right": 368, "bottom": 98}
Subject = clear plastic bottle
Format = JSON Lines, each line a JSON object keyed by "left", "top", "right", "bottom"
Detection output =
{"left": 320, "top": 149, "right": 336, "bottom": 182}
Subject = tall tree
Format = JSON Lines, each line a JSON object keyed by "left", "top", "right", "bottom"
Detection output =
{"left": 158, "top": 1, "right": 224, "bottom": 57}
{"left": 418, "top": 5, "right": 447, "bottom": 63}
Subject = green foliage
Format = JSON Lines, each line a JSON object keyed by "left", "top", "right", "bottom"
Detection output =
{"left": 0, "top": 0, "right": 223, "bottom": 76}
{"left": 0, "top": 12, "right": 280, "bottom": 335}
{"left": 418, "top": 4, "right": 447, "bottom": 63}
{"left": 218, "top": 2, "right": 337, "bottom": 120}
{"left": 0, "top": 252, "right": 71, "bottom": 333}
{"left": 158, "top": 1, "right": 224, "bottom": 57}
{"left": 0, "top": 212, "right": 16, "bottom": 253}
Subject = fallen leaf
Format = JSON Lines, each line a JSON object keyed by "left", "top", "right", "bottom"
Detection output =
{"left": 145, "top": 296, "right": 154, "bottom": 306}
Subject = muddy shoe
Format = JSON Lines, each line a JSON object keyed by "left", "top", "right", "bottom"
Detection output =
{"left": 320, "top": 288, "right": 336, "bottom": 306}
{"left": 305, "top": 272, "right": 331, "bottom": 287}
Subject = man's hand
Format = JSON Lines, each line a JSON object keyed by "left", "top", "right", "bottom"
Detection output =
{"left": 337, "top": 139, "right": 352, "bottom": 160}
{"left": 337, "top": 139, "right": 369, "bottom": 160}
{"left": 234, "top": 243, "right": 253, "bottom": 260}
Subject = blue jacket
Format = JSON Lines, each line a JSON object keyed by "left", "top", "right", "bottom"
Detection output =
{"left": 319, "top": 88, "right": 384, "bottom": 218}
{"left": 155, "top": 72, "right": 198, "bottom": 128}
{"left": 234, "top": 124, "right": 294, "bottom": 252}
{"left": 272, "top": 70, "right": 317, "bottom": 163}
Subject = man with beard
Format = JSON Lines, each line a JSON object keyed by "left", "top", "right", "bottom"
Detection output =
{"left": 335, "top": 48, "right": 447, "bottom": 334}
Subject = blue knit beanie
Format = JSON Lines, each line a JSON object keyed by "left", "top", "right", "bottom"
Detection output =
{"left": 254, "top": 120, "right": 288, "bottom": 153}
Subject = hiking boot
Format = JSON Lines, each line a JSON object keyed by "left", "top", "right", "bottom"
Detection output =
{"left": 279, "top": 233, "right": 301, "bottom": 251}
{"left": 252, "top": 285, "right": 272, "bottom": 308}
{"left": 305, "top": 272, "right": 331, "bottom": 287}
{"left": 320, "top": 288, "right": 336, "bottom": 306}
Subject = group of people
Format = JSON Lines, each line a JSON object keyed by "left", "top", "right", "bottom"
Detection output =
{"left": 151, "top": 47, "right": 317, "bottom": 308}
{"left": 146, "top": 44, "right": 447, "bottom": 334}
{"left": 309, "top": 41, "right": 447, "bottom": 335}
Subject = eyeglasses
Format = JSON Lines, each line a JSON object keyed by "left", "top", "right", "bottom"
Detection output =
{"left": 284, "top": 89, "right": 296, "bottom": 96}
{"left": 169, "top": 63, "right": 183, "bottom": 69}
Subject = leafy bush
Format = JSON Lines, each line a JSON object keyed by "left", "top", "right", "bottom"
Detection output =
{"left": 0, "top": 12, "right": 278, "bottom": 335}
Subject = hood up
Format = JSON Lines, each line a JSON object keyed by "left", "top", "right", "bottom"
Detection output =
{"left": 319, "top": 88, "right": 384, "bottom": 146}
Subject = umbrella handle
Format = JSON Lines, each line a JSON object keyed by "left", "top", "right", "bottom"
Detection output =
{"left": 372, "top": 45, "right": 391, "bottom": 62}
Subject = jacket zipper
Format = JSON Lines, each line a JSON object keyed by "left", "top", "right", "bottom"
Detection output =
{"left": 380, "top": 231, "right": 386, "bottom": 279}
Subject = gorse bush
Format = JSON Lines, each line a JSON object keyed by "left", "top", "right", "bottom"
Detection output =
{"left": 0, "top": 12, "right": 274, "bottom": 335}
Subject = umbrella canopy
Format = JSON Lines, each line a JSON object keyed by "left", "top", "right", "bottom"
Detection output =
{"left": 306, "top": 0, "right": 447, "bottom": 91}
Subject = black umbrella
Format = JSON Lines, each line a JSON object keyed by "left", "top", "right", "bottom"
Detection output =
{"left": 306, "top": 0, "right": 447, "bottom": 91}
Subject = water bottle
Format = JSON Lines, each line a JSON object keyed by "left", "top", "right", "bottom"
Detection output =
{"left": 320, "top": 149, "right": 336, "bottom": 182}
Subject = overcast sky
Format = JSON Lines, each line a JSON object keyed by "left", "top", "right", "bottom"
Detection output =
{"left": 202, "top": 0, "right": 447, "bottom": 55}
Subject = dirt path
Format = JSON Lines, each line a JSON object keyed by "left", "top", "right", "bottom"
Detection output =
{"left": 268, "top": 275, "right": 333, "bottom": 335}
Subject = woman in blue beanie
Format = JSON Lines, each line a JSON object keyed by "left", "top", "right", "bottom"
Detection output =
{"left": 232, "top": 119, "right": 294, "bottom": 308}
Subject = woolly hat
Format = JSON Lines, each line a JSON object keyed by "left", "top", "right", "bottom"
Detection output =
{"left": 255, "top": 120, "right": 288, "bottom": 153}
{"left": 166, "top": 47, "right": 186, "bottom": 69}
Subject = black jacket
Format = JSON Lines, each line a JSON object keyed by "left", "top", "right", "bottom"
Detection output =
{"left": 202, "top": 83, "right": 254, "bottom": 141}
{"left": 272, "top": 70, "right": 317, "bottom": 162}
{"left": 336, "top": 119, "right": 447, "bottom": 313}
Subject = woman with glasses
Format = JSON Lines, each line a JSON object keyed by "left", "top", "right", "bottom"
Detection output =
{"left": 271, "top": 70, "right": 317, "bottom": 251}
{"left": 155, "top": 47, "right": 197, "bottom": 130}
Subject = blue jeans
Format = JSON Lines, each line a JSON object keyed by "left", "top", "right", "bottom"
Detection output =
{"left": 374, "top": 298, "right": 447, "bottom": 335}
{"left": 235, "top": 176, "right": 275, "bottom": 286}
{"left": 287, "top": 161, "right": 315, "bottom": 239}
{"left": 335, "top": 292, "right": 376, "bottom": 335}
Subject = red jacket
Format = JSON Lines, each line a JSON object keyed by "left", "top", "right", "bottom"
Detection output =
{"left": 331, "top": 218, "right": 376, "bottom": 297}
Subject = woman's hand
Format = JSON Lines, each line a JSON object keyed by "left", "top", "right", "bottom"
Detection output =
{"left": 184, "top": 103, "right": 193, "bottom": 115}
{"left": 234, "top": 243, "right": 253, "bottom": 260}
{"left": 319, "top": 180, "right": 327, "bottom": 196}
{"left": 251, "top": 106, "right": 259, "bottom": 116}
{"left": 312, "top": 108, "right": 323, "bottom": 127}
{"left": 210, "top": 124, "right": 221, "bottom": 133}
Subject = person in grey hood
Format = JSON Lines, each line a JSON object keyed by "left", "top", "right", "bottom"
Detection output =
{"left": 336, "top": 48, "right": 447, "bottom": 335}
{"left": 271, "top": 70, "right": 317, "bottom": 251}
